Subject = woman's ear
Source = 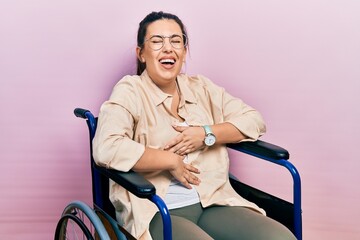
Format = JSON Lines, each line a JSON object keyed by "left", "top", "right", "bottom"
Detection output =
{"left": 136, "top": 47, "right": 145, "bottom": 63}
{"left": 182, "top": 48, "right": 188, "bottom": 63}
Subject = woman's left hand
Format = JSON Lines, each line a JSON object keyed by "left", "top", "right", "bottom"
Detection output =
{"left": 164, "top": 125, "right": 205, "bottom": 155}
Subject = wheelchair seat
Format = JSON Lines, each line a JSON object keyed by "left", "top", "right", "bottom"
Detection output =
{"left": 54, "top": 108, "right": 302, "bottom": 240}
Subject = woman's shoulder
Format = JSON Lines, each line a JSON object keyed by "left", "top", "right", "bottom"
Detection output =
{"left": 109, "top": 74, "right": 143, "bottom": 100}
{"left": 180, "top": 73, "right": 222, "bottom": 91}
{"left": 112, "top": 74, "right": 145, "bottom": 93}
{"left": 114, "top": 74, "right": 142, "bottom": 87}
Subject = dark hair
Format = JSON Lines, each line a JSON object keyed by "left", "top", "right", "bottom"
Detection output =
{"left": 136, "top": 11, "right": 188, "bottom": 75}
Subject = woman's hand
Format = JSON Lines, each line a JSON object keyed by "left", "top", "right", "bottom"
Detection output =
{"left": 164, "top": 125, "right": 205, "bottom": 155}
{"left": 169, "top": 154, "right": 201, "bottom": 189}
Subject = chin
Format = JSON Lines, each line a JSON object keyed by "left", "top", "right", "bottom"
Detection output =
{"left": 157, "top": 76, "right": 175, "bottom": 83}
{"left": 160, "top": 69, "right": 181, "bottom": 80}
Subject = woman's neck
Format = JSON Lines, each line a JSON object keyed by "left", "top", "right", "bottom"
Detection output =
{"left": 153, "top": 79, "right": 177, "bottom": 95}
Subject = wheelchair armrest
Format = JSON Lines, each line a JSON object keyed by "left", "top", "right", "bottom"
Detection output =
{"left": 93, "top": 164, "right": 156, "bottom": 199}
{"left": 227, "top": 139, "right": 289, "bottom": 160}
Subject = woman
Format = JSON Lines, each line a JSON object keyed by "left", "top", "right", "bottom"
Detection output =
{"left": 93, "top": 11, "right": 295, "bottom": 240}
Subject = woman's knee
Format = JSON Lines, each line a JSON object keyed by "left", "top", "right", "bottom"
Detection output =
{"left": 150, "top": 213, "right": 213, "bottom": 240}
{"left": 197, "top": 206, "right": 296, "bottom": 240}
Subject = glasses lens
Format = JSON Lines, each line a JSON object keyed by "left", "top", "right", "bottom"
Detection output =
{"left": 148, "top": 36, "right": 164, "bottom": 50}
{"left": 170, "top": 35, "right": 186, "bottom": 49}
{"left": 147, "top": 34, "right": 187, "bottom": 50}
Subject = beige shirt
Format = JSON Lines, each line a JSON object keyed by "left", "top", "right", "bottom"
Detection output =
{"left": 93, "top": 70, "right": 267, "bottom": 240}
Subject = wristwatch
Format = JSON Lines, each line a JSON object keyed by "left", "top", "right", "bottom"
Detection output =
{"left": 202, "top": 125, "right": 216, "bottom": 146}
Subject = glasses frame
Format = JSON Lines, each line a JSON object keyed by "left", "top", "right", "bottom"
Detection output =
{"left": 144, "top": 34, "right": 188, "bottom": 51}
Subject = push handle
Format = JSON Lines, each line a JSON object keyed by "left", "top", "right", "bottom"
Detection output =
{"left": 74, "top": 108, "right": 90, "bottom": 119}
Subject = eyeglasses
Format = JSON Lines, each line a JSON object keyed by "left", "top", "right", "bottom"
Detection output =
{"left": 145, "top": 34, "right": 188, "bottom": 51}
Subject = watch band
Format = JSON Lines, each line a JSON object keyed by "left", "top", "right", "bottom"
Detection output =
{"left": 203, "top": 125, "right": 213, "bottom": 135}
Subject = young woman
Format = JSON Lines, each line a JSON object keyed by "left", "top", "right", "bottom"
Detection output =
{"left": 93, "top": 11, "right": 295, "bottom": 240}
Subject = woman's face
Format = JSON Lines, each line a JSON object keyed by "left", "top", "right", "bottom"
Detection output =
{"left": 137, "top": 19, "right": 187, "bottom": 89}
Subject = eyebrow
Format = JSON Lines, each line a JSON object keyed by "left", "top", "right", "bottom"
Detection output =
{"left": 149, "top": 34, "right": 182, "bottom": 37}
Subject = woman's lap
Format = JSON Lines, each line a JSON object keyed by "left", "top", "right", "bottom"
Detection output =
{"left": 149, "top": 203, "right": 296, "bottom": 240}
{"left": 150, "top": 211, "right": 213, "bottom": 240}
{"left": 198, "top": 205, "right": 296, "bottom": 240}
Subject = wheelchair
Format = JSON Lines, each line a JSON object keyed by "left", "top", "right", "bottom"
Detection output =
{"left": 54, "top": 108, "right": 302, "bottom": 240}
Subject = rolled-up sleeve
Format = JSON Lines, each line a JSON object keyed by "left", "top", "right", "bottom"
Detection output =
{"left": 199, "top": 75, "right": 266, "bottom": 141}
{"left": 92, "top": 78, "right": 145, "bottom": 172}
{"left": 222, "top": 90, "right": 266, "bottom": 141}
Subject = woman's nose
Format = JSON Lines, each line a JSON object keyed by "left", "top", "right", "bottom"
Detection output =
{"left": 162, "top": 39, "right": 173, "bottom": 51}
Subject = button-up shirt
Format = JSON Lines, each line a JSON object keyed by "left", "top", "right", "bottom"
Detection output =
{"left": 93, "top": 70, "right": 266, "bottom": 240}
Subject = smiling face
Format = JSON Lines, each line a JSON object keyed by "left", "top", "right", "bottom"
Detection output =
{"left": 137, "top": 19, "right": 187, "bottom": 92}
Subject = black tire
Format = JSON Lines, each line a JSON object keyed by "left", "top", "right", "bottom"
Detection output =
{"left": 54, "top": 213, "right": 94, "bottom": 240}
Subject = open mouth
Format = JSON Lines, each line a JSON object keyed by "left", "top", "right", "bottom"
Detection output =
{"left": 159, "top": 58, "right": 176, "bottom": 66}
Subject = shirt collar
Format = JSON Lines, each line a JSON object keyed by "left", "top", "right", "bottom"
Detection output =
{"left": 140, "top": 70, "right": 170, "bottom": 106}
{"left": 176, "top": 73, "right": 197, "bottom": 104}
{"left": 140, "top": 70, "right": 197, "bottom": 106}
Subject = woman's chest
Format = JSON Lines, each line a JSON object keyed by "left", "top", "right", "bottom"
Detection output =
{"left": 136, "top": 100, "right": 213, "bottom": 148}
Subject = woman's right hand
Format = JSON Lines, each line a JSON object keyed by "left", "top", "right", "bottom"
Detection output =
{"left": 169, "top": 155, "right": 201, "bottom": 189}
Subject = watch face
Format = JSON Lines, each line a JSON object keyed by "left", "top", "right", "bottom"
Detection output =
{"left": 205, "top": 134, "right": 216, "bottom": 146}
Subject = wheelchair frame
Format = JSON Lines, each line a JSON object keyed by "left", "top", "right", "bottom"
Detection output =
{"left": 55, "top": 108, "right": 302, "bottom": 240}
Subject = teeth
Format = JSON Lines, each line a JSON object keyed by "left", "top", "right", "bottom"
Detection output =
{"left": 160, "top": 59, "right": 175, "bottom": 64}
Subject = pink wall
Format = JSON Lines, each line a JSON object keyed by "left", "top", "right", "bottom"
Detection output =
{"left": 1, "top": 1, "right": 359, "bottom": 239}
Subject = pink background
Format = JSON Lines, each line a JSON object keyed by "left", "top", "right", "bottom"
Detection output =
{"left": 1, "top": 1, "right": 359, "bottom": 239}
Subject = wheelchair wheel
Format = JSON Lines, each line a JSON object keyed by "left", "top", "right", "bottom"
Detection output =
{"left": 55, "top": 213, "right": 94, "bottom": 240}
{"left": 94, "top": 207, "right": 128, "bottom": 240}
{"left": 54, "top": 200, "right": 111, "bottom": 240}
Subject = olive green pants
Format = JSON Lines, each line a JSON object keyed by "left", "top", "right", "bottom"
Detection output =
{"left": 149, "top": 203, "right": 296, "bottom": 240}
